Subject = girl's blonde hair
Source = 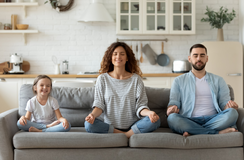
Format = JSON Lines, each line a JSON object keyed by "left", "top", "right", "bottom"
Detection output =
{"left": 32, "top": 75, "right": 52, "bottom": 94}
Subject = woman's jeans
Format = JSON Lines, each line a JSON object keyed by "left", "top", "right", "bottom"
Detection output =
{"left": 84, "top": 116, "right": 161, "bottom": 134}
{"left": 17, "top": 120, "right": 71, "bottom": 132}
{"left": 167, "top": 108, "right": 238, "bottom": 135}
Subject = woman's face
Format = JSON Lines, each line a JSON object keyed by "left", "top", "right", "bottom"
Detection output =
{"left": 112, "top": 46, "right": 128, "bottom": 68}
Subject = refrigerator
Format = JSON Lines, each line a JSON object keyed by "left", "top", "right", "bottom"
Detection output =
{"left": 202, "top": 41, "right": 243, "bottom": 107}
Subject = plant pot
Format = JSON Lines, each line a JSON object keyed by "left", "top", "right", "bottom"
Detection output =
{"left": 217, "top": 28, "right": 224, "bottom": 41}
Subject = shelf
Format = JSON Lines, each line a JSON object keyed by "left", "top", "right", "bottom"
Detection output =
{"left": 0, "top": 2, "right": 38, "bottom": 17}
{"left": 0, "top": 30, "right": 38, "bottom": 33}
{"left": 0, "top": 30, "right": 38, "bottom": 44}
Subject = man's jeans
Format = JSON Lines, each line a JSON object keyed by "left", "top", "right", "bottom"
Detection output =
{"left": 17, "top": 120, "right": 71, "bottom": 132}
{"left": 84, "top": 116, "right": 160, "bottom": 134}
{"left": 167, "top": 108, "right": 238, "bottom": 135}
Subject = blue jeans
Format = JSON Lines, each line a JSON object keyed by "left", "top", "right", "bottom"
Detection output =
{"left": 17, "top": 120, "right": 71, "bottom": 132}
{"left": 167, "top": 108, "right": 238, "bottom": 135}
{"left": 84, "top": 116, "right": 160, "bottom": 134}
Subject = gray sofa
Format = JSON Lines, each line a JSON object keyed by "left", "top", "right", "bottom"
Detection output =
{"left": 0, "top": 84, "right": 244, "bottom": 160}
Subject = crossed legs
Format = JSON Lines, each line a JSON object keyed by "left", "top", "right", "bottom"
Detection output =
{"left": 17, "top": 120, "right": 71, "bottom": 132}
{"left": 167, "top": 108, "right": 238, "bottom": 137}
{"left": 85, "top": 116, "right": 160, "bottom": 138}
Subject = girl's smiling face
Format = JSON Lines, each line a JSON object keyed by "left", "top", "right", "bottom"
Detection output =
{"left": 34, "top": 78, "right": 52, "bottom": 97}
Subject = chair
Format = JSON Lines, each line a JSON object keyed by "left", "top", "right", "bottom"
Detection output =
{"left": 52, "top": 80, "right": 95, "bottom": 88}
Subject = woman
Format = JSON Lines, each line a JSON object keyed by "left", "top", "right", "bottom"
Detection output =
{"left": 85, "top": 42, "right": 160, "bottom": 138}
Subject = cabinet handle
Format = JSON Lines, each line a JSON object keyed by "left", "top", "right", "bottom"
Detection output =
{"left": 0, "top": 78, "right": 6, "bottom": 82}
{"left": 227, "top": 73, "right": 242, "bottom": 76}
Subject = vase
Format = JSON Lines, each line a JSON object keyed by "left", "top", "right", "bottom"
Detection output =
{"left": 217, "top": 28, "right": 224, "bottom": 41}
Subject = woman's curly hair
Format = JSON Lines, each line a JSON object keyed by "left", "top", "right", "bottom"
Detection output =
{"left": 99, "top": 42, "right": 142, "bottom": 77}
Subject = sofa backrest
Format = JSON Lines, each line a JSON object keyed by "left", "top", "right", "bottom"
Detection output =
{"left": 19, "top": 84, "right": 234, "bottom": 128}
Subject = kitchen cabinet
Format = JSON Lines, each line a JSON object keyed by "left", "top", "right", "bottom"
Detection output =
{"left": 169, "top": 0, "right": 195, "bottom": 34}
{"left": 0, "top": 2, "right": 39, "bottom": 45}
{"left": 0, "top": 78, "right": 22, "bottom": 113}
{"left": 116, "top": 0, "right": 195, "bottom": 35}
{"left": 142, "top": 77, "right": 175, "bottom": 88}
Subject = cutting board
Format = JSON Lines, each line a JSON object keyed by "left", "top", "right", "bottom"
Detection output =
{"left": 0, "top": 61, "right": 30, "bottom": 74}
{"left": 22, "top": 61, "right": 30, "bottom": 72}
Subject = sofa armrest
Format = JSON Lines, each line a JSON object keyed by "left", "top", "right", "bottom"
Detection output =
{"left": 0, "top": 108, "right": 19, "bottom": 160}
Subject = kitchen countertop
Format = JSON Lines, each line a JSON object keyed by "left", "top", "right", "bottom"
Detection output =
{"left": 0, "top": 73, "right": 183, "bottom": 78}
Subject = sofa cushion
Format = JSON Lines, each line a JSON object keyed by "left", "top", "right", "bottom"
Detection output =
{"left": 13, "top": 127, "right": 128, "bottom": 149}
{"left": 145, "top": 87, "right": 170, "bottom": 128}
{"left": 129, "top": 129, "right": 243, "bottom": 149}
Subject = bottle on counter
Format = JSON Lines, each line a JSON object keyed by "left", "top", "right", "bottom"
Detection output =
{"left": 4, "top": 23, "right": 11, "bottom": 30}
{"left": 62, "top": 60, "right": 69, "bottom": 74}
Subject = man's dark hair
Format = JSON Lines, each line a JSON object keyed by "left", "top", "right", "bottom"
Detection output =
{"left": 189, "top": 44, "right": 207, "bottom": 55}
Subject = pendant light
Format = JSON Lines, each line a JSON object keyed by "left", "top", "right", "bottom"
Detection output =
{"left": 78, "top": 0, "right": 114, "bottom": 22}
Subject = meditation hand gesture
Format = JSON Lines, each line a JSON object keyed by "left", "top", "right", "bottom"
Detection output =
{"left": 166, "top": 105, "right": 179, "bottom": 116}
{"left": 148, "top": 111, "right": 160, "bottom": 123}
{"left": 225, "top": 100, "right": 238, "bottom": 110}
{"left": 85, "top": 113, "right": 95, "bottom": 124}
{"left": 19, "top": 116, "right": 27, "bottom": 126}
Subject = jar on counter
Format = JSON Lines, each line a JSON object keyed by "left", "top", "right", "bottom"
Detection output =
{"left": 4, "top": 23, "right": 11, "bottom": 30}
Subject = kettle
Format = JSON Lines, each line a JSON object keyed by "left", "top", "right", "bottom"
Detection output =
{"left": 172, "top": 60, "right": 191, "bottom": 73}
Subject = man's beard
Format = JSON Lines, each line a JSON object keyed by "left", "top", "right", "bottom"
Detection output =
{"left": 191, "top": 61, "right": 206, "bottom": 71}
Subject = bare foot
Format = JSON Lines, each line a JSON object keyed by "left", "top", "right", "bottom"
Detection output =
{"left": 219, "top": 128, "right": 237, "bottom": 134}
{"left": 29, "top": 126, "right": 42, "bottom": 132}
{"left": 113, "top": 129, "right": 134, "bottom": 138}
{"left": 125, "top": 130, "right": 134, "bottom": 138}
{"left": 46, "top": 120, "right": 60, "bottom": 128}
{"left": 183, "top": 132, "right": 191, "bottom": 137}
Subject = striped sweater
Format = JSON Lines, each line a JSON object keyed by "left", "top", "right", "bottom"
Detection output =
{"left": 93, "top": 73, "right": 149, "bottom": 129}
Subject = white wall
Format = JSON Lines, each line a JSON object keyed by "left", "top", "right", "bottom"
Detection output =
{"left": 0, "top": 0, "right": 240, "bottom": 74}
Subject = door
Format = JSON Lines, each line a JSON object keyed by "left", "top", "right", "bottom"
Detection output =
{"left": 202, "top": 41, "right": 243, "bottom": 107}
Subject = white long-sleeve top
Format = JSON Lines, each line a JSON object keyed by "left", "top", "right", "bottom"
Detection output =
{"left": 93, "top": 73, "right": 149, "bottom": 129}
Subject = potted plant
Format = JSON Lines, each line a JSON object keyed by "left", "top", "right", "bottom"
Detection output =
{"left": 201, "top": 6, "right": 236, "bottom": 41}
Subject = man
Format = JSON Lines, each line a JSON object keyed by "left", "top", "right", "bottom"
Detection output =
{"left": 167, "top": 44, "right": 238, "bottom": 137}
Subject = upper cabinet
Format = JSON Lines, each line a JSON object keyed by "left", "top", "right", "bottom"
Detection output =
{"left": 116, "top": 0, "right": 195, "bottom": 35}
{"left": 170, "top": 0, "right": 195, "bottom": 34}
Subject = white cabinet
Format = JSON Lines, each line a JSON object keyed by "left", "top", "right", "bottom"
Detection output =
{"left": 116, "top": 0, "right": 143, "bottom": 34}
{"left": 169, "top": 0, "right": 195, "bottom": 34}
{"left": 143, "top": 77, "right": 175, "bottom": 88}
{"left": 116, "top": 0, "right": 195, "bottom": 35}
{"left": 0, "top": 78, "right": 22, "bottom": 113}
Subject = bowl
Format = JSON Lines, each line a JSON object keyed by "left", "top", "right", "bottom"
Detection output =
{"left": 16, "top": 24, "right": 29, "bottom": 30}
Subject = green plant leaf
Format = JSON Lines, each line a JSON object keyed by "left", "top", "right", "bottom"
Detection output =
{"left": 201, "top": 6, "right": 236, "bottom": 29}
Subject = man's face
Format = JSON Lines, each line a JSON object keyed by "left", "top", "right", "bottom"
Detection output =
{"left": 188, "top": 48, "right": 208, "bottom": 71}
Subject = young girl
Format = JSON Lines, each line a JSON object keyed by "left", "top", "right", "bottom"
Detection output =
{"left": 17, "top": 75, "right": 71, "bottom": 132}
